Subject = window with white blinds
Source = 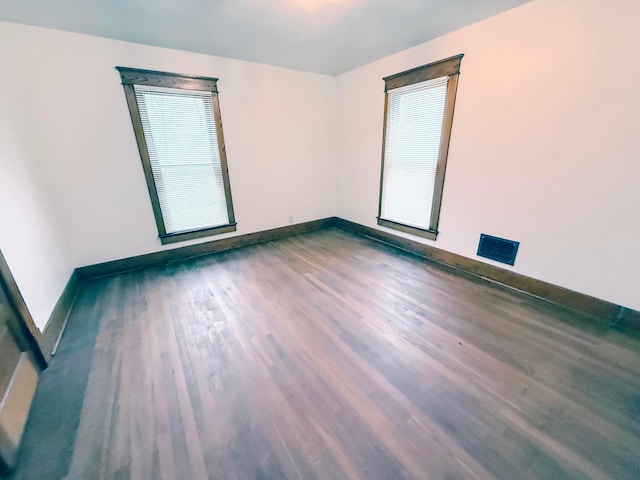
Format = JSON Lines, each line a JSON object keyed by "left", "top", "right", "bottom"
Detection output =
{"left": 380, "top": 76, "right": 448, "bottom": 230}
{"left": 117, "top": 67, "right": 236, "bottom": 244}
{"left": 135, "top": 86, "right": 228, "bottom": 233}
{"left": 378, "top": 55, "right": 463, "bottom": 240}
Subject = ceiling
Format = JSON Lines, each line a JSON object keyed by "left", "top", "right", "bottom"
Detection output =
{"left": 0, "top": 0, "right": 533, "bottom": 75}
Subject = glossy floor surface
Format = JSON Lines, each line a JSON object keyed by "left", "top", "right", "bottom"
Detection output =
{"left": 11, "top": 229, "right": 640, "bottom": 479}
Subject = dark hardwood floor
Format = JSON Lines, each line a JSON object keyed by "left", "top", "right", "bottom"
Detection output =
{"left": 11, "top": 229, "right": 640, "bottom": 479}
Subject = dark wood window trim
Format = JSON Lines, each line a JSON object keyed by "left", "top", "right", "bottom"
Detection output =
{"left": 377, "top": 54, "right": 463, "bottom": 241}
{"left": 116, "top": 67, "right": 236, "bottom": 245}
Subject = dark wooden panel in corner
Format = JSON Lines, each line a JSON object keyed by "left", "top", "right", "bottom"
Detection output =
{"left": 0, "top": 251, "right": 47, "bottom": 369}
{"left": 334, "top": 218, "right": 640, "bottom": 331}
{"left": 76, "top": 218, "right": 338, "bottom": 280}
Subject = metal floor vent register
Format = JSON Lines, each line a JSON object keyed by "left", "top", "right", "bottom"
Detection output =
{"left": 477, "top": 234, "right": 519, "bottom": 266}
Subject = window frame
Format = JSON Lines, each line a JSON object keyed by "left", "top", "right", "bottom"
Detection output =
{"left": 116, "top": 67, "right": 236, "bottom": 245}
{"left": 377, "top": 54, "right": 463, "bottom": 241}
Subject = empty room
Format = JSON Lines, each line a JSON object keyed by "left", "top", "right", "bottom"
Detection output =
{"left": 0, "top": 0, "right": 639, "bottom": 478}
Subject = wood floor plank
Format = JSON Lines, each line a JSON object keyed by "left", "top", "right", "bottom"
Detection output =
{"left": 10, "top": 228, "right": 640, "bottom": 480}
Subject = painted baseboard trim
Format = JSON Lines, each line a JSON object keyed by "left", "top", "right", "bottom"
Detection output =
{"left": 76, "top": 217, "right": 338, "bottom": 280}
{"left": 40, "top": 271, "right": 80, "bottom": 358}
{"left": 334, "top": 218, "right": 640, "bottom": 333}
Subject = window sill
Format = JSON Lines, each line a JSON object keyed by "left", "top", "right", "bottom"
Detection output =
{"left": 159, "top": 223, "right": 237, "bottom": 245}
{"left": 376, "top": 218, "right": 437, "bottom": 241}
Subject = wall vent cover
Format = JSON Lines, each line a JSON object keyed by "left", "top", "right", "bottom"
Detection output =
{"left": 477, "top": 234, "right": 519, "bottom": 265}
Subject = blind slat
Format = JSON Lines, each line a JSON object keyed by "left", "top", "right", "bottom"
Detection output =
{"left": 135, "top": 85, "right": 229, "bottom": 234}
{"left": 381, "top": 76, "right": 448, "bottom": 230}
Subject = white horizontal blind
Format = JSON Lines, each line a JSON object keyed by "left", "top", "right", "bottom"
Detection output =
{"left": 135, "top": 85, "right": 229, "bottom": 234}
{"left": 381, "top": 76, "right": 449, "bottom": 230}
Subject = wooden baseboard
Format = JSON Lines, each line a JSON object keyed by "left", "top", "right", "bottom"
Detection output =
{"left": 334, "top": 218, "right": 640, "bottom": 333}
{"left": 69, "top": 216, "right": 639, "bottom": 334}
{"left": 614, "top": 308, "right": 640, "bottom": 334}
{"left": 41, "top": 271, "right": 80, "bottom": 358}
{"left": 76, "top": 217, "right": 338, "bottom": 280}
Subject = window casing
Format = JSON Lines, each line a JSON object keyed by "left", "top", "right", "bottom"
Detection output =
{"left": 377, "top": 54, "right": 463, "bottom": 240}
{"left": 117, "top": 67, "right": 236, "bottom": 245}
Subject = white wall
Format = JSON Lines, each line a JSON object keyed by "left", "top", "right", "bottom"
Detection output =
{"left": 0, "top": 22, "right": 337, "bottom": 267}
{"left": 0, "top": 93, "right": 73, "bottom": 331}
{"left": 336, "top": 0, "right": 640, "bottom": 311}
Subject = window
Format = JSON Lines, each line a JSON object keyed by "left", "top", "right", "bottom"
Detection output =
{"left": 117, "top": 67, "right": 236, "bottom": 244}
{"left": 377, "top": 54, "right": 463, "bottom": 240}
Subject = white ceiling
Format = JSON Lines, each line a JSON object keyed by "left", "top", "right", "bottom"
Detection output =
{"left": 0, "top": 0, "right": 533, "bottom": 75}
